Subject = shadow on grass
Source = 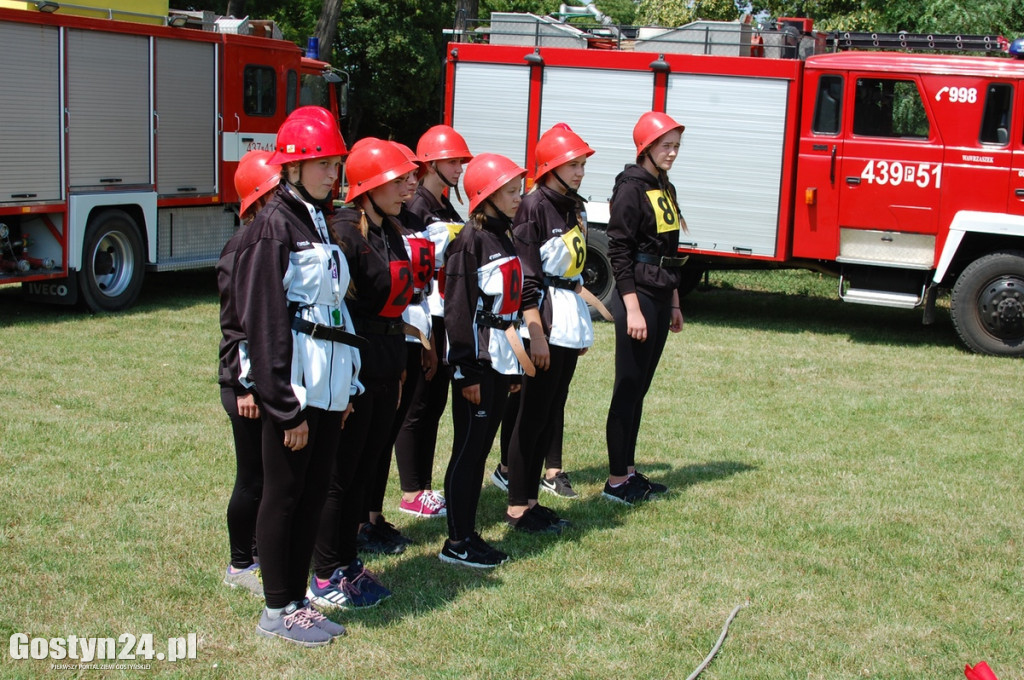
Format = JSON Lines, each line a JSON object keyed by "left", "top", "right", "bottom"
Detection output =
{"left": 679, "top": 285, "right": 959, "bottom": 352}
{"left": 346, "top": 458, "right": 755, "bottom": 630}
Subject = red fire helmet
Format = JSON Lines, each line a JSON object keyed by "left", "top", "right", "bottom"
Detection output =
{"left": 234, "top": 150, "right": 282, "bottom": 218}
{"left": 463, "top": 153, "right": 527, "bottom": 213}
{"left": 344, "top": 137, "right": 419, "bottom": 203}
{"left": 632, "top": 111, "right": 685, "bottom": 157}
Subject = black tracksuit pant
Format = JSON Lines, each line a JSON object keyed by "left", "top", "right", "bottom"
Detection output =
{"left": 394, "top": 315, "right": 450, "bottom": 493}
{"left": 257, "top": 407, "right": 341, "bottom": 609}
{"left": 313, "top": 377, "right": 400, "bottom": 579}
{"left": 221, "top": 387, "right": 263, "bottom": 569}
{"left": 506, "top": 345, "right": 579, "bottom": 506}
{"left": 445, "top": 370, "right": 510, "bottom": 541}
{"left": 605, "top": 289, "right": 671, "bottom": 477}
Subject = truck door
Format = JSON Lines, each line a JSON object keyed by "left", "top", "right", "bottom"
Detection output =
{"left": 837, "top": 76, "right": 942, "bottom": 239}
{"left": 792, "top": 71, "right": 845, "bottom": 260}
{"left": 221, "top": 43, "right": 292, "bottom": 196}
{"left": 1011, "top": 83, "right": 1024, "bottom": 216}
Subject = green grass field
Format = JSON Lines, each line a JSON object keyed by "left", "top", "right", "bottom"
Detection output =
{"left": 1, "top": 270, "right": 1021, "bottom": 679}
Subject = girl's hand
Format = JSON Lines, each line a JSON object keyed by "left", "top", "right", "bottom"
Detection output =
{"left": 670, "top": 307, "right": 684, "bottom": 333}
{"left": 284, "top": 421, "right": 309, "bottom": 451}
{"left": 462, "top": 383, "right": 481, "bottom": 405}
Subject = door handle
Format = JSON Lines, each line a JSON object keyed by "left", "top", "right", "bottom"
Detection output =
{"left": 846, "top": 177, "right": 861, "bottom": 186}
{"left": 1016, "top": 189, "right": 1024, "bottom": 198}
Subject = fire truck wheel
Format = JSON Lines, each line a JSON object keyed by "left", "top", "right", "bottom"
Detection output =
{"left": 950, "top": 250, "right": 1024, "bottom": 357}
{"left": 584, "top": 229, "right": 614, "bottom": 320}
{"left": 79, "top": 210, "right": 145, "bottom": 313}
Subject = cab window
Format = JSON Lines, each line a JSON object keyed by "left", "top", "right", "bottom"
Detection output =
{"left": 286, "top": 70, "right": 298, "bottom": 115}
{"left": 853, "top": 78, "right": 929, "bottom": 139}
{"left": 812, "top": 74, "right": 843, "bottom": 134}
{"left": 979, "top": 83, "right": 1012, "bottom": 145}
{"left": 243, "top": 65, "right": 276, "bottom": 117}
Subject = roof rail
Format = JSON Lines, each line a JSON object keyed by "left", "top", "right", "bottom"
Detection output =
{"left": 828, "top": 31, "right": 1010, "bottom": 54}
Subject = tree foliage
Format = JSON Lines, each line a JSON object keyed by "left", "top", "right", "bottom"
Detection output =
{"left": 636, "top": 0, "right": 740, "bottom": 26}
{"left": 751, "top": 0, "right": 1024, "bottom": 34}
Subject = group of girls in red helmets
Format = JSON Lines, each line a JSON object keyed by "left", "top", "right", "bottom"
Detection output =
{"left": 218, "top": 104, "right": 687, "bottom": 646}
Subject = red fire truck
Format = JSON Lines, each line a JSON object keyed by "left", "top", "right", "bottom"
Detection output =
{"left": 0, "top": 4, "right": 342, "bottom": 311}
{"left": 444, "top": 14, "right": 1024, "bottom": 356}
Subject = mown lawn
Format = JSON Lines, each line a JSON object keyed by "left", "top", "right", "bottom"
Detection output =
{"left": 0, "top": 269, "right": 1021, "bottom": 679}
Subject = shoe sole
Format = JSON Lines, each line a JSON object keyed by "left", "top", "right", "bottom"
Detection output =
{"left": 358, "top": 542, "right": 407, "bottom": 555}
{"left": 398, "top": 506, "right": 447, "bottom": 518}
{"left": 438, "top": 552, "right": 507, "bottom": 568}
{"left": 224, "top": 579, "right": 264, "bottom": 597}
{"left": 256, "top": 624, "right": 331, "bottom": 648}
{"left": 601, "top": 490, "right": 648, "bottom": 505}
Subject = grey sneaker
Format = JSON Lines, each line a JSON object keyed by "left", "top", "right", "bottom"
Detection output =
{"left": 298, "top": 599, "right": 346, "bottom": 638}
{"left": 539, "top": 471, "right": 578, "bottom": 499}
{"left": 490, "top": 465, "right": 509, "bottom": 491}
{"left": 257, "top": 602, "right": 333, "bottom": 647}
{"left": 223, "top": 564, "right": 263, "bottom": 597}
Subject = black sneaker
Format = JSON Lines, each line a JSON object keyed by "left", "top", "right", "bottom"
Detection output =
{"left": 505, "top": 505, "right": 563, "bottom": 534}
{"left": 439, "top": 533, "right": 509, "bottom": 568}
{"left": 357, "top": 520, "right": 406, "bottom": 555}
{"left": 490, "top": 465, "right": 509, "bottom": 491}
{"left": 602, "top": 476, "right": 651, "bottom": 505}
{"left": 531, "top": 503, "right": 571, "bottom": 530}
{"left": 539, "top": 471, "right": 579, "bottom": 499}
{"left": 373, "top": 516, "right": 414, "bottom": 545}
{"left": 633, "top": 471, "right": 668, "bottom": 494}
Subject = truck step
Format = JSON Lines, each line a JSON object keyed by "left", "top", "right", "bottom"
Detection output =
{"left": 840, "top": 288, "right": 923, "bottom": 308}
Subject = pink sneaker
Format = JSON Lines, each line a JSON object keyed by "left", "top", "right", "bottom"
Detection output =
{"left": 399, "top": 490, "right": 446, "bottom": 518}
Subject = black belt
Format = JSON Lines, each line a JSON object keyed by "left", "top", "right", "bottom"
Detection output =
{"left": 543, "top": 276, "right": 577, "bottom": 290}
{"left": 354, "top": 316, "right": 406, "bottom": 336}
{"left": 476, "top": 310, "right": 520, "bottom": 331}
{"left": 636, "top": 252, "right": 689, "bottom": 268}
{"left": 291, "top": 318, "right": 368, "bottom": 350}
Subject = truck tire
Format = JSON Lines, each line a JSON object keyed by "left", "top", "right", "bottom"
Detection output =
{"left": 584, "top": 229, "right": 615, "bottom": 319}
{"left": 78, "top": 210, "right": 145, "bottom": 312}
{"left": 950, "top": 250, "right": 1024, "bottom": 357}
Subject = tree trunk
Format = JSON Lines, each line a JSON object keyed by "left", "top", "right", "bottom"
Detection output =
{"left": 225, "top": 0, "right": 246, "bottom": 19}
{"left": 454, "top": 0, "right": 479, "bottom": 34}
{"left": 314, "top": 0, "right": 344, "bottom": 61}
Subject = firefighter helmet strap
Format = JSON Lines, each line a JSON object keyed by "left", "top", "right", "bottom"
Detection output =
{"left": 548, "top": 168, "right": 585, "bottom": 206}
{"left": 483, "top": 197, "right": 514, "bottom": 228}
{"left": 433, "top": 161, "right": 465, "bottom": 205}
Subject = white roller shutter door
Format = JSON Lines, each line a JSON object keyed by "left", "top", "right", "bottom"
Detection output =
{"left": 667, "top": 73, "right": 789, "bottom": 256}
{"left": 451, "top": 62, "right": 531, "bottom": 169}
{"left": 156, "top": 38, "right": 217, "bottom": 196}
{"left": 0, "top": 22, "right": 62, "bottom": 203}
{"left": 67, "top": 29, "right": 151, "bottom": 189}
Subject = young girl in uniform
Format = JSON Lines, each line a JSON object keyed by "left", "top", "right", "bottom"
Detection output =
{"left": 505, "top": 124, "right": 595, "bottom": 531}
{"left": 219, "top": 150, "right": 281, "bottom": 596}
{"left": 392, "top": 125, "right": 472, "bottom": 518}
{"left": 232, "top": 107, "right": 360, "bottom": 646}
{"left": 309, "top": 138, "right": 417, "bottom": 607}
{"left": 604, "top": 111, "right": 687, "bottom": 505}
{"left": 441, "top": 153, "right": 528, "bottom": 568}
{"left": 358, "top": 141, "right": 439, "bottom": 552}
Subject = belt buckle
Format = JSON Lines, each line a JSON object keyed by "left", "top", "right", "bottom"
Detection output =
{"left": 310, "top": 323, "right": 329, "bottom": 340}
